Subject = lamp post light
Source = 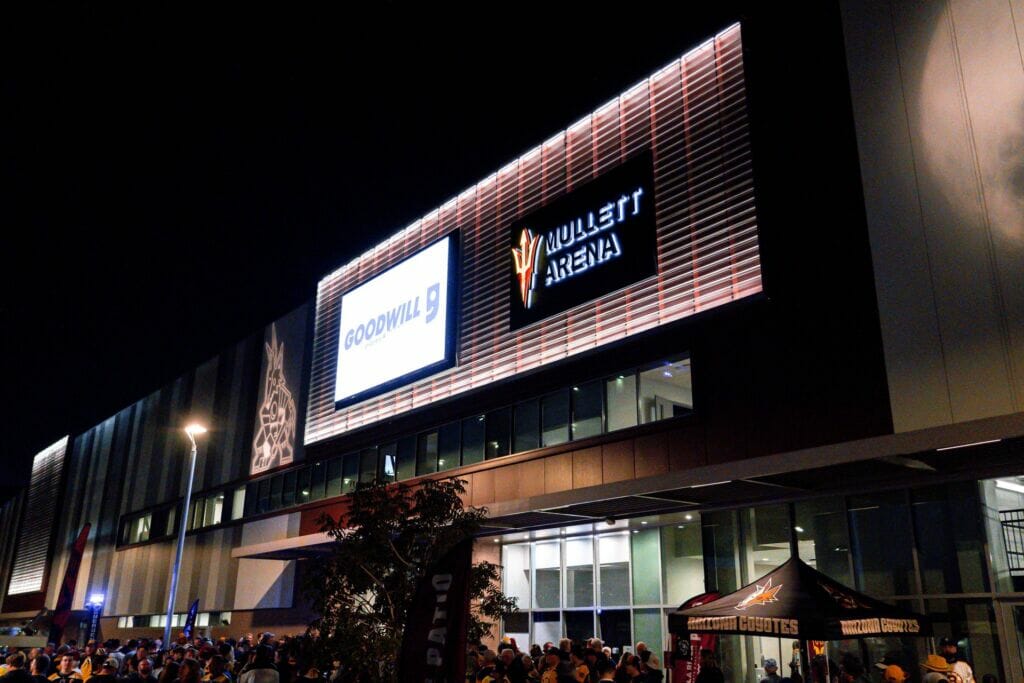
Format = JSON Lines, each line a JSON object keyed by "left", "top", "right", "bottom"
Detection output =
{"left": 163, "top": 423, "right": 206, "bottom": 648}
{"left": 86, "top": 593, "right": 104, "bottom": 642}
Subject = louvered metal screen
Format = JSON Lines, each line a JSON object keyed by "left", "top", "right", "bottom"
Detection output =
{"left": 307, "top": 24, "right": 760, "bottom": 445}
{"left": 7, "top": 436, "right": 68, "bottom": 595}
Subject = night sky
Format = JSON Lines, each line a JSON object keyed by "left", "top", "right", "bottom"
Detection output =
{"left": 1, "top": 4, "right": 752, "bottom": 495}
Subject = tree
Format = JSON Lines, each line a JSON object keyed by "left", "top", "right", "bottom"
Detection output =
{"left": 304, "top": 477, "right": 517, "bottom": 682}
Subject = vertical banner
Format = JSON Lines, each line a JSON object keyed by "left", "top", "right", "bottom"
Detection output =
{"left": 397, "top": 539, "right": 473, "bottom": 683}
{"left": 671, "top": 593, "right": 720, "bottom": 683}
{"left": 87, "top": 601, "right": 103, "bottom": 642}
{"left": 49, "top": 523, "right": 91, "bottom": 645}
{"left": 183, "top": 599, "right": 200, "bottom": 639}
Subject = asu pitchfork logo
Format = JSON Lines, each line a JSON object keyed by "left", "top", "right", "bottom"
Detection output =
{"left": 512, "top": 228, "right": 542, "bottom": 309}
{"left": 735, "top": 577, "right": 783, "bottom": 610}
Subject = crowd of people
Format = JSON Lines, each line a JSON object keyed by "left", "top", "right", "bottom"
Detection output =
{"left": 0, "top": 633, "right": 320, "bottom": 683}
{"left": 0, "top": 632, "right": 995, "bottom": 683}
{"left": 467, "top": 636, "right": 663, "bottom": 682}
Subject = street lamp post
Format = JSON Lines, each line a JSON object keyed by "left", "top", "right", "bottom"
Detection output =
{"left": 163, "top": 423, "right": 206, "bottom": 648}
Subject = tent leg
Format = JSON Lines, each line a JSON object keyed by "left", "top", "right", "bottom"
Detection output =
{"left": 799, "top": 639, "right": 811, "bottom": 683}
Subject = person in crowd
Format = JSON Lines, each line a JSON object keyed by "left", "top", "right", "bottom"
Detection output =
{"left": 125, "top": 659, "right": 157, "bottom": 683}
{"left": 762, "top": 658, "right": 783, "bottom": 683}
{"left": 569, "top": 647, "right": 589, "bottom": 683}
{"left": 634, "top": 644, "right": 660, "bottom": 683}
{"left": 979, "top": 675, "right": 997, "bottom": 683}
{"left": 530, "top": 646, "right": 543, "bottom": 662}
{"left": 30, "top": 656, "right": 51, "bottom": 683}
{"left": 696, "top": 650, "right": 724, "bottom": 683}
{"left": 520, "top": 656, "right": 540, "bottom": 682}
{"left": 157, "top": 657, "right": 179, "bottom": 683}
{"left": 177, "top": 661, "right": 200, "bottom": 683}
{"left": 202, "top": 657, "right": 230, "bottom": 683}
{"left": 477, "top": 651, "right": 500, "bottom": 683}
{"left": 921, "top": 654, "right": 951, "bottom": 683}
{"left": 48, "top": 655, "right": 82, "bottom": 683}
{"left": 614, "top": 653, "right": 644, "bottom": 682}
{"left": 237, "top": 646, "right": 277, "bottom": 683}
{"left": 79, "top": 644, "right": 99, "bottom": 683}
{"left": 2, "top": 652, "right": 31, "bottom": 683}
{"left": 87, "top": 659, "right": 118, "bottom": 683}
{"left": 595, "top": 660, "right": 616, "bottom": 682}
{"left": 881, "top": 665, "right": 906, "bottom": 683}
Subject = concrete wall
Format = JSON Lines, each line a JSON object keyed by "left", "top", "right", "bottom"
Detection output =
{"left": 841, "top": 0, "right": 1024, "bottom": 432}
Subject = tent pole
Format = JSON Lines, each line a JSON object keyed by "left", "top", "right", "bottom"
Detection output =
{"left": 788, "top": 503, "right": 812, "bottom": 683}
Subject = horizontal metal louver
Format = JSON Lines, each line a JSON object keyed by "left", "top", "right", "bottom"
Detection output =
{"left": 7, "top": 437, "right": 68, "bottom": 595}
{"left": 307, "top": 24, "right": 760, "bottom": 445}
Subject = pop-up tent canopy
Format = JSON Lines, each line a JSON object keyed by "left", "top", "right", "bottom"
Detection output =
{"left": 668, "top": 557, "right": 930, "bottom": 641}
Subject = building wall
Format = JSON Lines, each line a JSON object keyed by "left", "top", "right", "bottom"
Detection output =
{"left": 841, "top": 0, "right": 1024, "bottom": 432}
{"left": 43, "top": 327, "right": 265, "bottom": 615}
{"left": 0, "top": 493, "right": 26, "bottom": 612}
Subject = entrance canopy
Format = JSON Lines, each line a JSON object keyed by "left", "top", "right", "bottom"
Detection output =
{"left": 669, "top": 558, "right": 930, "bottom": 641}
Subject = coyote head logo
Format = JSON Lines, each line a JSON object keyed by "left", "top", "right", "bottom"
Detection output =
{"left": 512, "top": 228, "right": 542, "bottom": 309}
{"left": 735, "top": 577, "right": 783, "bottom": 610}
{"left": 251, "top": 324, "right": 297, "bottom": 474}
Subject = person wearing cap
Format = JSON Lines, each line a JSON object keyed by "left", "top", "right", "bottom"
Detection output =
{"left": 85, "top": 659, "right": 118, "bottom": 683}
{"left": 761, "top": 658, "right": 782, "bottom": 683}
{"left": 882, "top": 664, "right": 907, "bottom": 683}
{"left": 939, "top": 639, "right": 974, "bottom": 683}
{"left": 921, "top": 654, "right": 951, "bottom": 683}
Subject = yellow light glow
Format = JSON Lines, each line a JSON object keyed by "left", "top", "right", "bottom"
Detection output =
{"left": 184, "top": 424, "right": 208, "bottom": 436}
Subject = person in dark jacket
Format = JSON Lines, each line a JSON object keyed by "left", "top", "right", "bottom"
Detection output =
{"left": 30, "top": 655, "right": 51, "bottom": 683}
{"left": 2, "top": 652, "right": 32, "bottom": 683}
{"left": 123, "top": 659, "right": 157, "bottom": 683}
{"left": 88, "top": 660, "right": 119, "bottom": 683}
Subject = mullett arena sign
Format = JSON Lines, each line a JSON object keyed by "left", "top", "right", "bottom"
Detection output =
{"left": 509, "top": 151, "right": 657, "bottom": 330}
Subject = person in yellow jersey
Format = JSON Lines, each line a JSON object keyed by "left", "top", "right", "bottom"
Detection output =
{"left": 202, "top": 657, "right": 230, "bottom": 683}
{"left": 48, "top": 655, "right": 82, "bottom": 683}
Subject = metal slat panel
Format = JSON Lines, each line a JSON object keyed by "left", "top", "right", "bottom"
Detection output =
{"left": 306, "top": 24, "right": 760, "bottom": 444}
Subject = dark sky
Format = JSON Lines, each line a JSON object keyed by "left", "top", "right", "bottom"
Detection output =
{"left": 1, "top": 4, "right": 747, "bottom": 495}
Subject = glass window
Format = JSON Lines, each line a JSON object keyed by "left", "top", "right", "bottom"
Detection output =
{"left": 533, "top": 612, "right": 561, "bottom": 650}
{"left": 633, "top": 608, "right": 664, "bottom": 661}
{"left": 795, "top": 497, "right": 852, "bottom": 585}
{"left": 513, "top": 400, "right": 540, "bottom": 453}
{"left": 849, "top": 494, "right": 917, "bottom": 596}
{"left": 565, "top": 537, "right": 594, "bottom": 607}
{"left": 912, "top": 483, "right": 989, "bottom": 594}
{"left": 927, "top": 599, "right": 1003, "bottom": 682}
{"left": 231, "top": 485, "right": 247, "bottom": 520}
{"left": 631, "top": 529, "right": 662, "bottom": 605}
{"left": 197, "top": 612, "right": 210, "bottom": 627}
{"left": 485, "top": 408, "right": 511, "bottom": 459}
{"left": 438, "top": 423, "right": 460, "bottom": 472}
{"left": 380, "top": 443, "right": 397, "bottom": 482}
{"left": 606, "top": 374, "right": 638, "bottom": 432}
{"left": 502, "top": 544, "right": 532, "bottom": 610}
{"left": 190, "top": 498, "right": 206, "bottom": 530}
{"left": 661, "top": 519, "right": 704, "bottom": 605}
{"left": 269, "top": 475, "right": 284, "bottom": 511}
{"left": 342, "top": 453, "right": 359, "bottom": 493}
{"left": 165, "top": 506, "right": 177, "bottom": 536}
{"left": 597, "top": 608, "right": 631, "bottom": 653}
{"left": 417, "top": 432, "right": 438, "bottom": 476}
{"left": 462, "top": 415, "right": 485, "bottom": 466}
{"left": 257, "top": 478, "right": 271, "bottom": 513}
{"left": 534, "top": 542, "right": 561, "bottom": 608}
{"left": 309, "top": 462, "right": 327, "bottom": 501}
{"left": 541, "top": 390, "right": 570, "bottom": 447}
{"left": 326, "top": 458, "right": 344, "bottom": 497}
{"left": 130, "top": 514, "right": 151, "bottom": 544}
{"left": 599, "top": 534, "right": 630, "bottom": 606}
{"left": 744, "top": 505, "right": 792, "bottom": 579}
{"left": 282, "top": 470, "right": 297, "bottom": 508}
{"left": 503, "top": 612, "right": 530, "bottom": 647}
{"left": 702, "top": 510, "right": 739, "bottom": 593}
{"left": 296, "top": 467, "right": 312, "bottom": 505}
{"left": 638, "top": 357, "right": 692, "bottom": 424}
{"left": 206, "top": 493, "right": 223, "bottom": 527}
{"left": 359, "top": 448, "right": 378, "bottom": 484}
{"left": 396, "top": 437, "right": 416, "bottom": 481}
{"left": 572, "top": 381, "right": 603, "bottom": 440}
{"left": 244, "top": 482, "right": 259, "bottom": 517}
{"left": 564, "top": 611, "right": 594, "bottom": 642}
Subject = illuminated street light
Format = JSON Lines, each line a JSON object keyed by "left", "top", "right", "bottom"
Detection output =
{"left": 163, "top": 423, "right": 206, "bottom": 647}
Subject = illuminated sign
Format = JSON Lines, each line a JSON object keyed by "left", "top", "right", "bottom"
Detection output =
{"left": 334, "top": 234, "right": 459, "bottom": 407}
{"left": 509, "top": 152, "right": 656, "bottom": 329}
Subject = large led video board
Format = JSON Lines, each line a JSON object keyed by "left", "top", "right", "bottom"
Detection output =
{"left": 333, "top": 234, "right": 458, "bottom": 407}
